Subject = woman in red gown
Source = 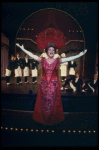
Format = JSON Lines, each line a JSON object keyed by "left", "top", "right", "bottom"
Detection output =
{"left": 16, "top": 42, "right": 87, "bottom": 125}
{"left": 33, "top": 45, "right": 64, "bottom": 125}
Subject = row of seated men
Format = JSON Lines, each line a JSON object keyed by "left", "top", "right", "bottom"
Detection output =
{"left": 61, "top": 72, "right": 98, "bottom": 93}
{"left": 5, "top": 53, "right": 98, "bottom": 94}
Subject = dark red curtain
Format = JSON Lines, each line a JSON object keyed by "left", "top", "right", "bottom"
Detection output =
{"left": 1, "top": 46, "right": 9, "bottom": 77}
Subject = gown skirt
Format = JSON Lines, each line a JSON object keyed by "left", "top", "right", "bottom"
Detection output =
{"left": 33, "top": 57, "right": 65, "bottom": 125}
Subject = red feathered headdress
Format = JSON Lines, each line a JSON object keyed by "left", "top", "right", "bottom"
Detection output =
{"left": 37, "top": 28, "right": 66, "bottom": 50}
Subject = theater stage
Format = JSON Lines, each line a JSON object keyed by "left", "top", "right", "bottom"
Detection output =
{"left": 1, "top": 76, "right": 98, "bottom": 147}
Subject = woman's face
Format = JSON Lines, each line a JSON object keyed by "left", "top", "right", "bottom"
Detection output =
{"left": 47, "top": 47, "right": 55, "bottom": 58}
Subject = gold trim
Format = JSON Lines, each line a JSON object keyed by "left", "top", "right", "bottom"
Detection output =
{"left": 65, "top": 40, "right": 84, "bottom": 45}
{"left": 45, "top": 28, "right": 52, "bottom": 38}
{"left": 16, "top": 38, "right": 37, "bottom": 44}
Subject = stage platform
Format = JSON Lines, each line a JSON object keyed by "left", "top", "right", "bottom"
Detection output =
{"left": 1, "top": 93, "right": 98, "bottom": 112}
{"left": 1, "top": 76, "right": 98, "bottom": 147}
{"left": 1, "top": 76, "right": 98, "bottom": 96}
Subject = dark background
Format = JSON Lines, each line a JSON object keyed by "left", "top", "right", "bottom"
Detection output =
{"left": 1, "top": 2, "right": 98, "bottom": 77}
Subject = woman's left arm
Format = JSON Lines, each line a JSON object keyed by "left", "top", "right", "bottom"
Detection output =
{"left": 60, "top": 50, "right": 87, "bottom": 63}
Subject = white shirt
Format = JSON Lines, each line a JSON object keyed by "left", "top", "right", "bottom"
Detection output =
{"left": 25, "top": 58, "right": 28, "bottom": 63}
{"left": 94, "top": 79, "right": 97, "bottom": 84}
{"left": 75, "top": 77, "right": 79, "bottom": 83}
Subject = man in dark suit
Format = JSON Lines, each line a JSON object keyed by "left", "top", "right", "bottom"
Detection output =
{"left": 61, "top": 72, "right": 83, "bottom": 92}
{"left": 82, "top": 74, "right": 98, "bottom": 93}
{"left": 22, "top": 54, "right": 31, "bottom": 83}
{"left": 5, "top": 55, "right": 15, "bottom": 85}
{"left": 14, "top": 53, "right": 23, "bottom": 85}
{"left": 31, "top": 58, "right": 39, "bottom": 84}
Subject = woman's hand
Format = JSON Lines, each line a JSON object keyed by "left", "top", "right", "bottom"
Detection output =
{"left": 16, "top": 43, "right": 25, "bottom": 50}
{"left": 16, "top": 43, "right": 21, "bottom": 48}
{"left": 79, "top": 49, "right": 87, "bottom": 57}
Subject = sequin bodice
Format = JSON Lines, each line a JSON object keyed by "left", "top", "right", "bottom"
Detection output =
{"left": 41, "top": 57, "right": 60, "bottom": 83}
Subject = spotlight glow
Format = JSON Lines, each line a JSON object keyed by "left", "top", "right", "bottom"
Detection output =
{"left": 10, "top": 128, "right": 13, "bottom": 130}
{"left": 36, "top": 129, "right": 38, "bottom": 132}
{"left": 20, "top": 129, "right": 23, "bottom": 131}
{"left": 15, "top": 128, "right": 18, "bottom": 131}
{"left": 41, "top": 130, "right": 44, "bottom": 132}
{"left": 47, "top": 130, "right": 49, "bottom": 132}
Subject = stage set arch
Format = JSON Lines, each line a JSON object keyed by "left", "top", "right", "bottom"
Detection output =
{"left": 15, "top": 8, "right": 85, "bottom": 77}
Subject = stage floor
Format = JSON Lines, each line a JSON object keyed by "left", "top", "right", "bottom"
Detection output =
{"left": 1, "top": 76, "right": 98, "bottom": 146}
{"left": 1, "top": 76, "right": 98, "bottom": 96}
{"left": 1, "top": 109, "right": 98, "bottom": 146}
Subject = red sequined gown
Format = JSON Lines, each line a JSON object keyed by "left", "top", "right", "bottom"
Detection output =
{"left": 33, "top": 57, "right": 65, "bottom": 125}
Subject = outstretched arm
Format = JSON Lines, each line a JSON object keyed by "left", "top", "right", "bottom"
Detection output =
{"left": 16, "top": 43, "right": 41, "bottom": 62}
{"left": 60, "top": 50, "right": 87, "bottom": 63}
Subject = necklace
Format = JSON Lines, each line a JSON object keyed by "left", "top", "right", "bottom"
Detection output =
{"left": 47, "top": 58, "right": 55, "bottom": 67}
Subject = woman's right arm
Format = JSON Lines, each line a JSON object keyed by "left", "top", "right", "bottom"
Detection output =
{"left": 16, "top": 43, "right": 41, "bottom": 62}
{"left": 60, "top": 50, "right": 87, "bottom": 63}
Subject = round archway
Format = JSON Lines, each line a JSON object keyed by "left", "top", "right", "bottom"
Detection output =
{"left": 15, "top": 8, "right": 85, "bottom": 76}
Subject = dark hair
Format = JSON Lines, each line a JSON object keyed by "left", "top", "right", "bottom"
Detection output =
{"left": 11, "top": 55, "right": 15, "bottom": 58}
{"left": 16, "top": 52, "right": 20, "bottom": 56}
{"left": 25, "top": 54, "right": 28, "bottom": 56}
{"left": 45, "top": 42, "right": 56, "bottom": 54}
{"left": 94, "top": 74, "right": 98, "bottom": 77}
{"left": 75, "top": 72, "right": 79, "bottom": 75}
